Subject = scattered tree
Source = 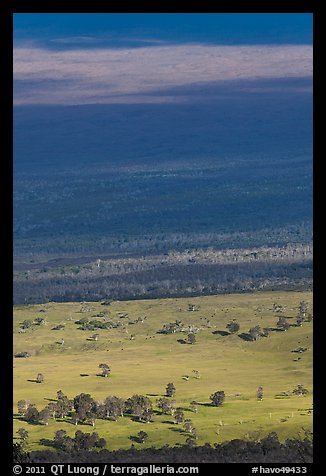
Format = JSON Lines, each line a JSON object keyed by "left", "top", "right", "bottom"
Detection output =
{"left": 160, "top": 321, "right": 182, "bottom": 334}
{"left": 210, "top": 391, "right": 225, "bottom": 407}
{"left": 248, "top": 325, "right": 262, "bottom": 341}
{"left": 39, "top": 407, "right": 51, "bottom": 425}
{"left": 188, "top": 304, "right": 199, "bottom": 312}
{"left": 137, "top": 431, "right": 148, "bottom": 443}
{"left": 296, "top": 315, "right": 305, "bottom": 327}
{"left": 104, "top": 396, "right": 125, "bottom": 421}
{"left": 256, "top": 386, "right": 264, "bottom": 401}
{"left": 14, "top": 351, "right": 31, "bottom": 358}
{"left": 277, "top": 317, "right": 290, "bottom": 331}
{"left": 226, "top": 321, "right": 240, "bottom": 334}
{"left": 53, "top": 429, "right": 68, "bottom": 449}
{"left": 299, "top": 301, "right": 308, "bottom": 319}
{"left": 34, "top": 317, "right": 46, "bottom": 326}
{"left": 174, "top": 408, "right": 185, "bottom": 425}
{"left": 260, "top": 328, "right": 270, "bottom": 337}
{"left": 157, "top": 397, "right": 175, "bottom": 415}
{"left": 55, "top": 393, "right": 73, "bottom": 418}
{"left": 166, "top": 382, "right": 176, "bottom": 397}
{"left": 272, "top": 303, "right": 284, "bottom": 313}
{"left": 187, "top": 333, "right": 196, "bottom": 344}
{"left": 98, "top": 363, "right": 110, "bottom": 377}
{"left": 17, "top": 400, "right": 30, "bottom": 416}
{"left": 21, "top": 320, "right": 32, "bottom": 329}
{"left": 183, "top": 419, "right": 194, "bottom": 433}
{"left": 125, "top": 395, "right": 152, "bottom": 422}
{"left": 292, "top": 384, "right": 309, "bottom": 396}
{"left": 25, "top": 404, "right": 40, "bottom": 423}
{"left": 36, "top": 373, "right": 44, "bottom": 384}
{"left": 73, "top": 393, "right": 96, "bottom": 423}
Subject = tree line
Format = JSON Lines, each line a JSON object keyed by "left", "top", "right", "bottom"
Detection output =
{"left": 14, "top": 429, "right": 313, "bottom": 463}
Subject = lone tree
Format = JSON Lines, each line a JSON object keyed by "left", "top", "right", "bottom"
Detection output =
{"left": 36, "top": 373, "right": 44, "bottom": 384}
{"left": 187, "top": 333, "right": 196, "bottom": 344}
{"left": 292, "top": 384, "right": 309, "bottom": 396}
{"left": 98, "top": 363, "right": 110, "bottom": 377}
{"left": 210, "top": 391, "right": 225, "bottom": 407}
{"left": 226, "top": 321, "right": 240, "bottom": 334}
{"left": 257, "top": 386, "right": 264, "bottom": 401}
{"left": 166, "top": 382, "right": 176, "bottom": 397}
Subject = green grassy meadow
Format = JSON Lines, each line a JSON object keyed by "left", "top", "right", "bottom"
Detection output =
{"left": 13, "top": 290, "right": 313, "bottom": 452}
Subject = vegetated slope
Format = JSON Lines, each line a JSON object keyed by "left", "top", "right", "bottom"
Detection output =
{"left": 13, "top": 244, "right": 312, "bottom": 304}
{"left": 13, "top": 290, "right": 313, "bottom": 454}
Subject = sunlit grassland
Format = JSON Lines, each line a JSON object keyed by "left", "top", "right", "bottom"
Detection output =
{"left": 13, "top": 290, "right": 313, "bottom": 452}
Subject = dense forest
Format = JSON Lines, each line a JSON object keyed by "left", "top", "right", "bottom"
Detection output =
{"left": 15, "top": 432, "right": 313, "bottom": 463}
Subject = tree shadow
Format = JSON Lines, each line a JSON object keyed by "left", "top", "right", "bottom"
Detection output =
{"left": 168, "top": 427, "right": 184, "bottom": 433}
{"left": 162, "top": 420, "right": 175, "bottom": 425}
{"left": 23, "top": 420, "right": 42, "bottom": 426}
{"left": 146, "top": 393, "right": 160, "bottom": 397}
{"left": 80, "top": 374, "right": 90, "bottom": 377}
{"left": 27, "top": 379, "right": 39, "bottom": 383}
{"left": 177, "top": 339, "right": 187, "bottom": 344}
{"left": 238, "top": 333, "right": 254, "bottom": 341}
{"left": 43, "top": 398, "right": 57, "bottom": 402}
{"left": 212, "top": 330, "right": 230, "bottom": 336}
{"left": 13, "top": 416, "right": 26, "bottom": 422}
{"left": 129, "top": 436, "right": 143, "bottom": 444}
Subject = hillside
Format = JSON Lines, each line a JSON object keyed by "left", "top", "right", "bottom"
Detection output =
{"left": 13, "top": 290, "right": 313, "bottom": 453}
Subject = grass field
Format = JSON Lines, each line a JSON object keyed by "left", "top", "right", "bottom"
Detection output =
{"left": 13, "top": 290, "right": 313, "bottom": 452}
